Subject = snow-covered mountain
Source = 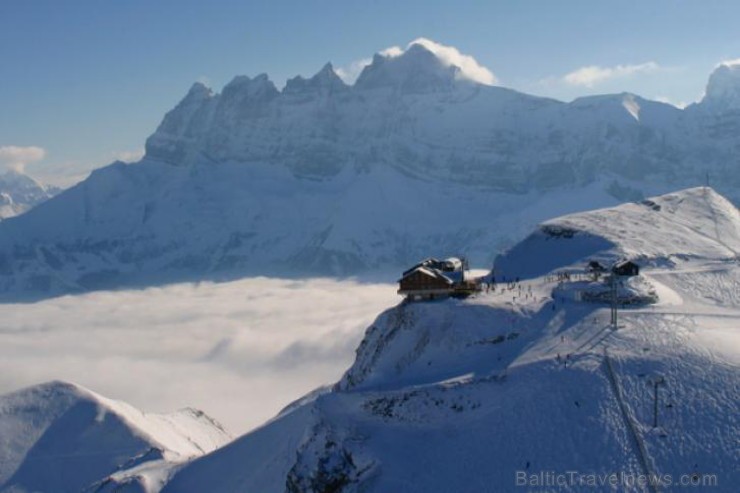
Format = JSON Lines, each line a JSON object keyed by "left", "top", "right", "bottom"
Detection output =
{"left": 0, "top": 170, "right": 59, "bottom": 221}
{"left": 1, "top": 42, "right": 740, "bottom": 299}
{"left": 159, "top": 187, "right": 739, "bottom": 492}
{"left": 2, "top": 188, "right": 736, "bottom": 491}
{"left": 0, "top": 381, "right": 231, "bottom": 493}
{"left": 699, "top": 59, "right": 740, "bottom": 113}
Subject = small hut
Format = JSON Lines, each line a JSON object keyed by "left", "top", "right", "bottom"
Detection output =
{"left": 612, "top": 260, "right": 639, "bottom": 277}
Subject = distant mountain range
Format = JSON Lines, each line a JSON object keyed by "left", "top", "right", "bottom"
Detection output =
{"left": 1, "top": 41, "right": 739, "bottom": 299}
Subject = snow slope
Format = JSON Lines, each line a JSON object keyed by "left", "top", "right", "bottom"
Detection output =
{"left": 0, "top": 381, "right": 231, "bottom": 493}
{"left": 495, "top": 187, "right": 740, "bottom": 280}
{"left": 163, "top": 187, "right": 739, "bottom": 492}
{"left": 0, "top": 161, "right": 642, "bottom": 300}
{"left": 1, "top": 42, "right": 740, "bottom": 299}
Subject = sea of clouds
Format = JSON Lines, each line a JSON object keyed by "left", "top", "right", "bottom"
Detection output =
{"left": 0, "top": 277, "right": 398, "bottom": 435}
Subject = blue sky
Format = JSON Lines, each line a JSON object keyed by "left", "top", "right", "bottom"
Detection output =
{"left": 2, "top": 0, "right": 740, "bottom": 185}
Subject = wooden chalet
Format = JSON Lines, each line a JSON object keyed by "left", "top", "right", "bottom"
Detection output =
{"left": 398, "top": 257, "right": 479, "bottom": 300}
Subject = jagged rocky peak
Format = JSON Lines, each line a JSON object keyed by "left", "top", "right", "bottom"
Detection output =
{"left": 283, "top": 62, "right": 348, "bottom": 95}
{"left": 221, "top": 73, "right": 280, "bottom": 101}
{"left": 185, "top": 81, "right": 214, "bottom": 101}
{"left": 701, "top": 60, "right": 740, "bottom": 112}
{"left": 354, "top": 42, "right": 462, "bottom": 93}
{"left": 144, "top": 73, "right": 281, "bottom": 165}
{"left": 167, "top": 82, "right": 215, "bottom": 115}
{"left": 145, "top": 82, "right": 217, "bottom": 160}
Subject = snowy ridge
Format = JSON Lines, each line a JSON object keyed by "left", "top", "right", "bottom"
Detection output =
{"left": 0, "top": 381, "right": 231, "bottom": 493}
{"left": 0, "top": 163, "right": 647, "bottom": 300}
{"left": 161, "top": 187, "right": 739, "bottom": 492}
{"left": 547, "top": 187, "right": 740, "bottom": 261}
{"left": 495, "top": 187, "right": 740, "bottom": 280}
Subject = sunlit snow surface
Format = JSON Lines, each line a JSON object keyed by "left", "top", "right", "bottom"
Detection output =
{"left": 0, "top": 277, "right": 398, "bottom": 434}
{"left": 162, "top": 188, "right": 739, "bottom": 493}
{"left": 1, "top": 188, "right": 738, "bottom": 492}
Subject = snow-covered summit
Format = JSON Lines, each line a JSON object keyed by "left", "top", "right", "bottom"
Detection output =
{"left": 0, "top": 380, "right": 231, "bottom": 493}
{"left": 355, "top": 42, "right": 463, "bottom": 93}
{"left": 284, "top": 63, "right": 348, "bottom": 95}
{"left": 185, "top": 81, "right": 213, "bottom": 101}
{"left": 495, "top": 187, "right": 740, "bottom": 280}
{"left": 701, "top": 60, "right": 740, "bottom": 112}
{"left": 0, "top": 170, "right": 58, "bottom": 221}
{"left": 222, "top": 73, "right": 280, "bottom": 101}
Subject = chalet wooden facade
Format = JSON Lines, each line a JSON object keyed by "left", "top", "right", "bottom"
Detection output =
{"left": 398, "top": 267, "right": 454, "bottom": 299}
{"left": 398, "top": 257, "right": 480, "bottom": 300}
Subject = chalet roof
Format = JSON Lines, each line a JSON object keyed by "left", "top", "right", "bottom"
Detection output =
{"left": 613, "top": 259, "right": 639, "bottom": 269}
{"left": 401, "top": 257, "right": 440, "bottom": 277}
{"left": 399, "top": 265, "right": 455, "bottom": 285}
{"left": 402, "top": 257, "right": 463, "bottom": 276}
{"left": 611, "top": 259, "right": 640, "bottom": 277}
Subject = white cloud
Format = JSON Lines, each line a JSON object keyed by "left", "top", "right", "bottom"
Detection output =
{"left": 0, "top": 277, "right": 398, "bottom": 435}
{"left": 718, "top": 58, "right": 740, "bottom": 68}
{"left": 379, "top": 45, "right": 404, "bottom": 58}
{"left": 334, "top": 57, "right": 372, "bottom": 84}
{"left": 335, "top": 38, "right": 498, "bottom": 86}
{"left": 409, "top": 37, "right": 497, "bottom": 85}
{"left": 113, "top": 148, "right": 145, "bottom": 163}
{"left": 0, "top": 145, "right": 46, "bottom": 173}
{"left": 563, "top": 62, "right": 660, "bottom": 88}
{"left": 654, "top": 96, "right": 688, "bottom": 109}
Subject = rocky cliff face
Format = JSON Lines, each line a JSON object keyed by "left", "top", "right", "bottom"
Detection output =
{"left": 143, "top": 45, "right": 740, "bottom": 195}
